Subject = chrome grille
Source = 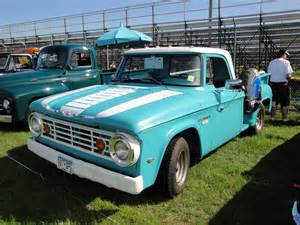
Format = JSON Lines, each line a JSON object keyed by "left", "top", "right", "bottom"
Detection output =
{"left": 40, "top": 115, "right": 113, "bottom": 160}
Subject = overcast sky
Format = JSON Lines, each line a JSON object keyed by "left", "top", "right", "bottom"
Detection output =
{"left": 0, "top": 0, "right": 298, "bottom": 26}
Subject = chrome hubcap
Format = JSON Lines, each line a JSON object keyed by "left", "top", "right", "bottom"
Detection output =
{"left": 175, "top": 150, "right": 188, "bottom": 186}
{"left": 256, "top": 110, "right": 262, "bottom": 130}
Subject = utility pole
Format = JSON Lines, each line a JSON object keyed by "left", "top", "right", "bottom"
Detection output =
{"left": 208, "top": 0, "right": 213, "bottom": 46}
{"left": 218, "top": 0, "right": 222, "bottom": 47}
{"left": 258, "top": 0, "right": 263, "bottom": 69}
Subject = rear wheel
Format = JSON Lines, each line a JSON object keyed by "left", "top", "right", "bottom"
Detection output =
{"left": 157, "top": 137, "right": 190, "bottom": 197}
{"left": 249, "top": 104, "right": 265, "bottom": 135}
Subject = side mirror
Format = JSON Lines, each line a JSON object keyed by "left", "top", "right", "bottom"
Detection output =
{"left": 225, "top": 79, "right": 245, "bottom": 90}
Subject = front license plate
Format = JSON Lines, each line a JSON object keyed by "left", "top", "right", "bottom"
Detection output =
{"left": 57, "top": 156, "right": 73, "bottom": 174}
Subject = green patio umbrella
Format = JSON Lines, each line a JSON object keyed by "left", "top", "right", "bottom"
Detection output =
{"left": 95, "top": 24, "right": 152, "bottom": 47}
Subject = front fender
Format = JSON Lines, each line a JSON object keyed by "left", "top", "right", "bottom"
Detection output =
{"left": 138, "top": 116, "right": 201, "bottom": 189}
{"left": 13, "top": 83, "right": 69, "bottom": 121}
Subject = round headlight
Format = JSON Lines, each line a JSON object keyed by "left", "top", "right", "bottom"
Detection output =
{"left": 115, "top": 140, "right": 130, "bottom": 160}
{"left": 3, "top": 99, "right": 11, "bottom": 110}
{"left": 28, "top": 112, "right": 43, "bottom": 137}
{"left": 109, "top": 133, "right": 140, "bottom": 167}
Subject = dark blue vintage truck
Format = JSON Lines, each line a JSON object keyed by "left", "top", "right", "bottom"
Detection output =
{"left": 0, "top": 44, "right": 111, "bottom": 123}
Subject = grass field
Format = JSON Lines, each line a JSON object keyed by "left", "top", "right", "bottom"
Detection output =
{"left": 293, "top": 70, "right": 300, "bottom": 80}
{"left": 0, "top": 112, "right": 300, "bottom": 225}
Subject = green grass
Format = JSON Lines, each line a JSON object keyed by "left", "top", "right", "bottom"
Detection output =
{"left": 0, "top": 112, "right": 300, "bottom": 225}
{"left": 293, "top": 70, "right": 300, "bottom": 80}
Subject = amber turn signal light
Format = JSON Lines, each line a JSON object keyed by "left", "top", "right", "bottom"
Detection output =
{"left": 95, "top": 139, "right": 106, "bottom": 152}
{"left": 43, "top": 124, "right": 51, "bottom": 135}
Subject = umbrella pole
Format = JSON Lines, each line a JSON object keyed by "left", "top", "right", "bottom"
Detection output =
{"left": 106, "top": 45, "right": 110, "bottom": 70}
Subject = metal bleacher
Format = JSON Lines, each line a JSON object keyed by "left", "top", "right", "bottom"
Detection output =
{"left": 0, "top": 1, "right": 299, "bottom": 72}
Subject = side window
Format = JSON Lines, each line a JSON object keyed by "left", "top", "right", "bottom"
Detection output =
{"left": 13, "top": 56, "right": 32, "bottom": 69}
{"left": 206, "top": 56, "right": 231, "bottom": 88}
{"left": 70, "top": 50, "right": 92, "bottom": 69}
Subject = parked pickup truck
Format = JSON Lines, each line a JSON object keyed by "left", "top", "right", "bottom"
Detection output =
{"left": 27, "top": 47, "right": 272, "bottom": 197}
{"left": 0, "top": 44, "right": 105, "bottom": 123}
{"left": 0, "top": 52, "right": 36, "bottom": 74}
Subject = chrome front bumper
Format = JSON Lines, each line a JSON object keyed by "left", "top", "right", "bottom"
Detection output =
{"left": 27, "top": 138, "right": 144, "bottom": 195}
{"left": 0, "top": 115, "right": 12, "bottom": 123}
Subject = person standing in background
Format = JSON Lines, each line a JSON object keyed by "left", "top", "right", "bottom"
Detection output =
{"left": 268, "top": 49, "right": 293, "bottom": 122}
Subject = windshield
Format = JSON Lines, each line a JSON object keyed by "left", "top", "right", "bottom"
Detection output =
{"left": 37, "top": 47, "right": 67, "bottom": 69}
{"left": 114, "top": 54, "right": 201, "bottom": 86}
{"left": 0, "top": 55, "right": 8, "bottom": 69}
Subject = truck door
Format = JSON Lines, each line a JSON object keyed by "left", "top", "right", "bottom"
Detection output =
{"left": 64, "top": 48, "right": 100, "bottom": 90}
{"left": 203, "top": 55, "right": 245, "bottom": 152}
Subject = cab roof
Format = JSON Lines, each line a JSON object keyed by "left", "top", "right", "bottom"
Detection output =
{"left": 125, "top": 46, "right": 230, "bottom": 56}
{"left": 41, "top": 44, "right": 92, "bottom": 51}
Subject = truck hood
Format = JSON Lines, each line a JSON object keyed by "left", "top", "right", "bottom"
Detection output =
{"left": 0, "top": 69, "right": 62, "bottom": 91}
{"left": 32, "top": 84, "right": 204, "bottom": 133}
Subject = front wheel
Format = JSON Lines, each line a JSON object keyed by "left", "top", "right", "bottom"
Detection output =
{"left": 249, "top": 104, "right": 265, "bottom": 135}
{"left": 157, "top": 137, "right": 190, "bottom": 197}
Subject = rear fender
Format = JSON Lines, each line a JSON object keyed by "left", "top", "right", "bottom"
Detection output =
{"left": 260, "top": 84, "right": 272, "bottom": 113}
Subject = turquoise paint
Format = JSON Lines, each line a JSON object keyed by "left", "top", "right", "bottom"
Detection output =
{"left": 29, "top": 50, "right": 272, "bottom": 193}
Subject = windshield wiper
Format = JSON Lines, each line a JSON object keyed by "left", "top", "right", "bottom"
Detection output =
{"left": 115, "top": 77, "right": 164, "bottom": 86}
{"left": 146, "top": 73, "right": 165, "bottom": 86}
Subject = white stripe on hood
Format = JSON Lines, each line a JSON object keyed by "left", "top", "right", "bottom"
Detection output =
{"left": 42, "top": 85, "right": 99, "bottom": 109}
{"left": 60, "top": 86, "right": 138, "bottom": 116}
{"left": 97, "top": 90, "right": 182, "bottom": 118}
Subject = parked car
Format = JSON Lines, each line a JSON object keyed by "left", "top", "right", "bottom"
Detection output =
{"left": 0, "top": 44, "right": 104, "bottom": 123}
{"left": 27, "top": 47, "right": 272, "bottom": 197}
{"left": 0, "top": 52, "right": 36, "bottom": 74}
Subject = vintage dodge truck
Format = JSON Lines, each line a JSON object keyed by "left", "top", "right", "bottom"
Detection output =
{"left": 0, "top": 44, "right": 103, "bottom": 123}
{"left": 27, "top": 47, "right": 272, "bottom": 197}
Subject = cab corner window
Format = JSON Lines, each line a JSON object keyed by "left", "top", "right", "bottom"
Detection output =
{"left": 71, "top": 51, "right": 91, "bottom": 69}
{"left": 206, "top": 57, "right": 231, "bottom": 88}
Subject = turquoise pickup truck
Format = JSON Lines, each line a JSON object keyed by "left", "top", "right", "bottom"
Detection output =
{"left": 0, "top": 44, "right": 103, "bottom": 123}
{"left": 27, "top": 47, "right": 272, "bottom": 197}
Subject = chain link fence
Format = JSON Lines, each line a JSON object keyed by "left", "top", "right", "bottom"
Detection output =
{"left": 289, "top": 71, "right": 300, "bottom": 111}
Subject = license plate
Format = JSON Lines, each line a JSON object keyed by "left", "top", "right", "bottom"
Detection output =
{"left": 57, "top": 156, "right": 73, "bottom": 174}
